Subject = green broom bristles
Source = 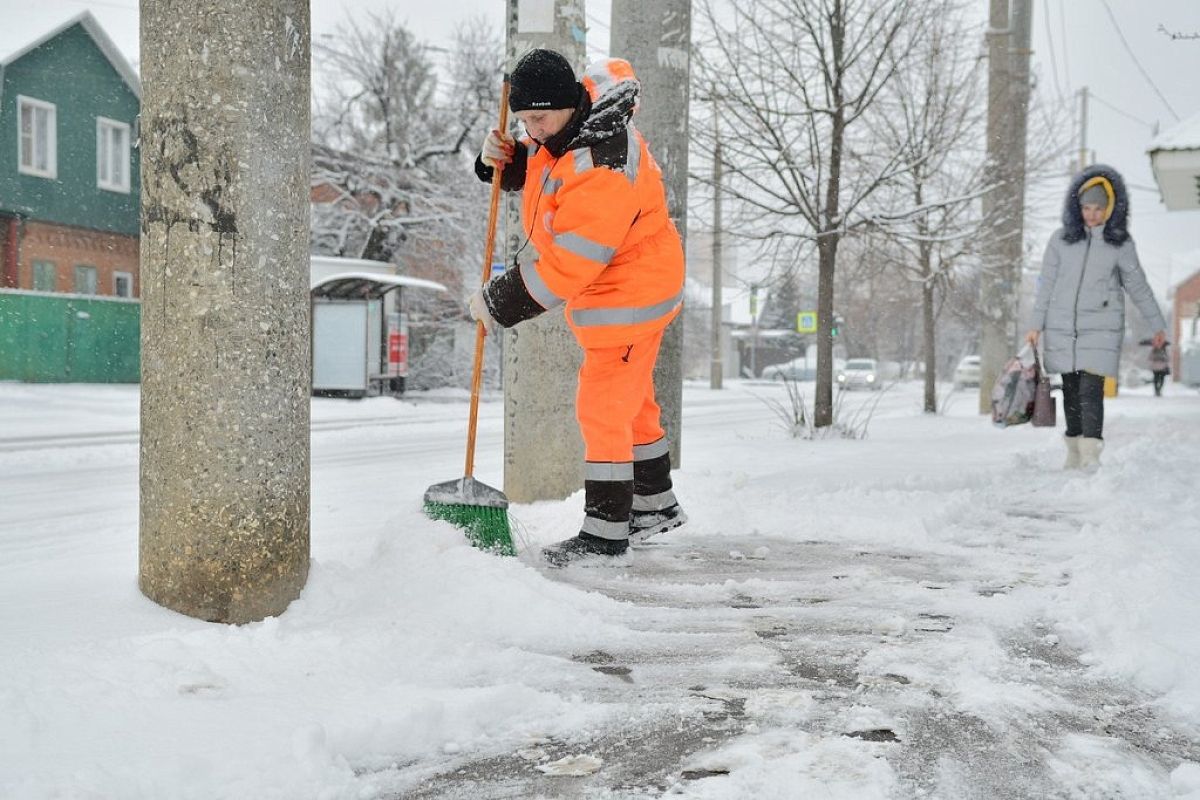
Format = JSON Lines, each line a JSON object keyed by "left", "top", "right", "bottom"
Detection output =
{"left": 424, "top": 500, "right": 515, "bottom": 556}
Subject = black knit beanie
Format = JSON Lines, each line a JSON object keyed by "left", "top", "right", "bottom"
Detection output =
{"left": 509, "top": 49, "right": 580, "bottom": 112}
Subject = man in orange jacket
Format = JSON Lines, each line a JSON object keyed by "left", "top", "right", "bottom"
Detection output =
{"left": 470, "top": 48, "right": 687, "bottom": 567}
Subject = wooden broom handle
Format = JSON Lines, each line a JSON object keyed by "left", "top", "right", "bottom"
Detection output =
{"left": 465, "top": 78, "right": 510, "bottom": 479}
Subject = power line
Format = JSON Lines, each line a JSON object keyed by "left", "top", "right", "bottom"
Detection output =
{"left": 1098, "top": 0, "right": 1180, "bottom": 121}
{"left": 1056, "top": 0, "right": 1071, "bottom": 89}
{"left": 586, "top": 12, "right": 610, "bottom": 32}
{"left": 1088, "top": 91, "right": 1156, "bottom": 129}
{"left": 1041, "top": 0, "right": 1064, "bottom": 102}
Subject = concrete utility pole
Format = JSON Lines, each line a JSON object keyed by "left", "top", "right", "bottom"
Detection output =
{"left": 978, "top": 0, "right": 1032, "bottom": 414}
{"left": 139, "top": 0, "right": 311, "bottom": 623}
{"left": 710, "top": 139, "right": 724, "bottom": 390}
{"left": 1078, "top": 86, "right": 1090, "bottom": 170}
{"left": 1007, "top": 0, "right": 1033, "bottom": 315}
{"left": 502, "top": 0, "right": 588, "bottom": 503}
{"left": 611, "top": 0, "right": 692, "bottom": 463}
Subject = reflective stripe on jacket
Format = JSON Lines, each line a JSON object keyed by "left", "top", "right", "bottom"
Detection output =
{"left": 479, "top": 59, "right": 685, "bottom": 349}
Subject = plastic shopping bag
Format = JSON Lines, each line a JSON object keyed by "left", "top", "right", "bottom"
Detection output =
{"left": 991, "top": 348, "right": 1038, "bottom": 428}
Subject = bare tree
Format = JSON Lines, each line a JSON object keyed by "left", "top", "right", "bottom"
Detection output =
{"left": 311, "top": 12, "right": 503, "bottom": 388}
{"left": 692, "top": 0, "right": 924, "bottom": 427}
{"left": 872, "top": 0, "right": 987, "bottom": 413}
{"left": 311, "top": 12, "right": 499, "bottom": 267}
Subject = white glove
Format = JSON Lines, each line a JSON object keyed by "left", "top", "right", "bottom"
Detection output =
{"left": 469, "top": 287, "right": 497, "bottom": 335}
{"left": 481, "top": 128, "right": 515, "bottom": 169}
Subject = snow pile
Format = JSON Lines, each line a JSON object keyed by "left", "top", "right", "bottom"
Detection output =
{"left": 1048, "top": 416, "right": 1200, "bottom": 722}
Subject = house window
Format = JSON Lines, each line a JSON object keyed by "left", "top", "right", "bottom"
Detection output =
{"left": 74, "top": 265, "right": 97, "bottom": 295}
{"left": 97, "top": 117, "right": 131, "bottom": 193}
{"left": 32, "top": 260, "right": 57, "bottom": 292}
{"left": 18, "top": 96, "right": 57, "bottom": 178}
{"left": 113, "top": 271, "right": 133, "bottom": 298}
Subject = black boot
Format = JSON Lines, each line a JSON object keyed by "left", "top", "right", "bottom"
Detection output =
{"left": 542, "top": 468, "right": 632, "bottom": 567}
{"left": 631, "top": 447, "right": 686, "bottom": 543}
{"left": 630, "top": 504, "right": 688, "bottom": 542}
{"left": 542, "top": 532, "right": 629, "bottom": 568}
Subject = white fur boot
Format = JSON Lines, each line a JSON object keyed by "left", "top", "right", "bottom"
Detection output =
{"left": 1063, "top": 436, "right": 1081, "bottom": 470}
{"left": 1077, "top": 437, "right": 1104, "bottom": 470}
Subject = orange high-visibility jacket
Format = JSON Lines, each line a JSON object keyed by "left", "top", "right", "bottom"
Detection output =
{"left": 477, "top": 59, "right": 685, "bottom": 349}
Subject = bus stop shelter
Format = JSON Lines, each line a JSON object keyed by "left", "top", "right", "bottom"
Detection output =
{"left": 310, "top": 269, "right": 446, "bottom": 397}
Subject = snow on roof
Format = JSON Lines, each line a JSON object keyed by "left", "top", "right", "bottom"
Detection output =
{"left": 1148, "top": 110, "right": 1200, "bottom": 153}
{"left": 0, "top": 11, "right": 140, "bottom": 99}
{"left": 311, "top": 255, "right": 392, "bottom": 274}
{"left": 310, "top": 272, "right": 447, "bottom": 297}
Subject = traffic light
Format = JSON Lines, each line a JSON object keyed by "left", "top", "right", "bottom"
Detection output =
{"left": 831, "top": 313, "right": 843, "bottom": 338}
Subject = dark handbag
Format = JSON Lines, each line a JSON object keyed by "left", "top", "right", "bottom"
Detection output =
{"left": 1032, "top": 351, "right": 1056, "bottom": 428}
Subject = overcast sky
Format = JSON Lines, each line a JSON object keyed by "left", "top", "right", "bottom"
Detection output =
{"left": 2, "top": 0, "right": 1197, "bottom": 299}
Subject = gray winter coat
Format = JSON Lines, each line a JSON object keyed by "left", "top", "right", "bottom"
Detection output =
{"left": 1029, "top": 166, "right": 1167, "bottom": 378}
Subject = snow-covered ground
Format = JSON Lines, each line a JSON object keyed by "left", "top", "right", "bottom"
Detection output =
{"left": 2, "top": 378, "right": 1199, "bottom": 799}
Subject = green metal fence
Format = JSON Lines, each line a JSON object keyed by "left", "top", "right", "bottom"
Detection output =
{"left": 0, "top": 289, "right": 140, "bottom": 382}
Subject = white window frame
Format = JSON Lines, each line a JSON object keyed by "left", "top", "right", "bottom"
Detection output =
{"left": 17, "top": 95, "right": 57, "bottom": 179}
{"left": 74, "top": 265, "right": 98, "bottom": 295}
{"left": 96, "top": 117, "right": 131, "bottom": 193}
{"left": 32, "top": 260, "right": 57, "bottom": 292}
{"left": 113, "top": 270, "right": 133, "bottom": 298}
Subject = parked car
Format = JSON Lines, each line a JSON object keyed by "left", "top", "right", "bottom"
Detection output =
{"left": 762, "top": 355, "right": 815, "bottom": 382}
{"left": 953, "top": 355, "right": 981, "bottom": 388}
{"left": 836, "top": 358, "right": 881, "bottom": 390}
{"left": 761, "top": 356, "right": 844, "bottom": 382}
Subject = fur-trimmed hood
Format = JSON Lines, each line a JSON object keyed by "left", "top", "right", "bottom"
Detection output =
{"left": 1061, "top": 163, "right": 1130, "bottom": 246}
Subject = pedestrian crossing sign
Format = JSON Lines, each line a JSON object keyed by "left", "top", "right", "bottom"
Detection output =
{"left": 797, "top": 311, "right": 817, "bottom": 333}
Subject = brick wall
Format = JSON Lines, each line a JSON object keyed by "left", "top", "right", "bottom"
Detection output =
{"left": 18, "top": 220, "right": 139, "bottom": 297}
{"left": 0, "top": 218, "right": 10, "bottom": 287}
{"left": 1172, "top": 270, "right": 1200, "bottom": 378}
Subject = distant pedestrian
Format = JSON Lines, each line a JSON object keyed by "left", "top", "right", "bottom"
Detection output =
{"left": 1025, "top": 164, "right": 1167, "bottom": 469}
{"left": 1140, "top": 337, "right": 1171, "bottom": 396}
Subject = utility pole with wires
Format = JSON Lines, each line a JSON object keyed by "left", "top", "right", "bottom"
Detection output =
{"left": 978, "top": 0, "right": 1033, "bottom": 414}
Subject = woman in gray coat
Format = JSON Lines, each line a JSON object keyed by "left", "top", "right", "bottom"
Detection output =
{"left": 1025, "top": 164, "right": 1167, "bottom": 469}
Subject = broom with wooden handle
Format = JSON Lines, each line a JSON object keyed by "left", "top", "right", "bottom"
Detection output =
{"left": 423, "top": 77, "right": 515, "bottom": 555}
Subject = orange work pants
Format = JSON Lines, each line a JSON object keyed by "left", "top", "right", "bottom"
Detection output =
{"left": 576, "top": 329, "right": 665, "bottom": 465}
